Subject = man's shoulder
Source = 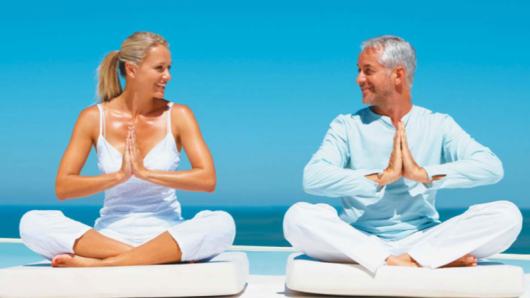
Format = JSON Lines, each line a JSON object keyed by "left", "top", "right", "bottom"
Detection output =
{"left": 413, "top": 105, "right": 452, "bottom": 123}
{"left": 332, "top": 107, "right": 371, "bottom": 122}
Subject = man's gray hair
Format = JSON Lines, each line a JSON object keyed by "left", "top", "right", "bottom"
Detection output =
{"left": 361, "top": 35, "right": 417, "bottom": 87}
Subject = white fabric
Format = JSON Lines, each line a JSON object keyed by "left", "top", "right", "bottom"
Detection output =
{"left": 0, "top": 252, "right": 249, "bottom": 298}
{"left": 20, "top": 209, "right": 235, "bottom": 262}
{"left": 95, "top": 103, "right": 184, "bottom": 242}
{"left": 285, "top": 253, "right": 525, "bottom": 298}
{"left": 302, "top": 106, "right": 504, "bottom": 240}
{"left": 284, "top": 201, "right": 522, "bottom": 273}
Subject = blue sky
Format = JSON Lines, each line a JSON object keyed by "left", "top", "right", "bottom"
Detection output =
{"left": 0, "top": 0, "right": 529, "bottom": 208}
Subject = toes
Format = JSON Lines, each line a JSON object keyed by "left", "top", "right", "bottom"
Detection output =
{"left": 51, "top": 257, "right": 58, "bottom": 267}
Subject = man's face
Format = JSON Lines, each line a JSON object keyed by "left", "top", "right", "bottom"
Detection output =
{"left": 356, "top": 48, "right": 394, "bottom": 106}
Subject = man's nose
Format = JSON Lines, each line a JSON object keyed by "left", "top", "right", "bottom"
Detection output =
{"left": 355, "top": 72, "right": 365, "bottom": 85}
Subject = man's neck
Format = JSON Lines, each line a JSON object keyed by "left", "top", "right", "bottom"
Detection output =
{"left": 371, "top": 99, "right": 413, "bottom": 128}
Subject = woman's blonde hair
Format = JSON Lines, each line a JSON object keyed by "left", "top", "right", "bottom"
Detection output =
{"left": 97, "top": 32, "right": 170, "bottom": 102}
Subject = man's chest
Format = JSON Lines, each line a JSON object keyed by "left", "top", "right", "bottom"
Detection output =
{"left": 346, "top": 124, "right": 445, "bottom": 170}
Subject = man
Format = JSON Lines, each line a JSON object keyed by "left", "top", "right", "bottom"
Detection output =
{"left": 283, "top": 35, "right": 522, "bottom": 274}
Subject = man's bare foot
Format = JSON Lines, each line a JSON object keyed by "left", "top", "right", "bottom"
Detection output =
{"left": 51, "top": 253, "right": 102, "bottom": 268}
{"left": 442, "top": 254, "right": 477, "bottom": 268}
{"left": 386, "top": 253, "right": 421, "bottom": 268}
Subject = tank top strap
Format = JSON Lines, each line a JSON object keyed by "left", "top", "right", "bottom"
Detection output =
{"left": 97, "top": 104, "right": 106, "bottom": 137}
{"left": 166, "top": 102, "right": 174, "bottom": 134}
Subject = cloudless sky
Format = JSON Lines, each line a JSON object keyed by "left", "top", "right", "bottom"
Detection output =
{"left": 0, "top": 0, "right": 529, "bottom": 208}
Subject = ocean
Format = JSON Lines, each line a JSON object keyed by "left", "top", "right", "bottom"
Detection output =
{"left": 2, "top": 205, "right": 529, "bottom": 254}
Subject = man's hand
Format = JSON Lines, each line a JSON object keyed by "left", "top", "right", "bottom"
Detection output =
{"left": 400, "top": 121, "right": 441, "bottom": 184}
{"left": 366, "top": 125, "right": 403, "bottom": 186}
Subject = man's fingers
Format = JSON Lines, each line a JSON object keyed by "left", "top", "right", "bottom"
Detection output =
{"left": 393, "top": 126, "right": 401, "bottom": 152}
{"left": 400, "top": 121, "right": 410, "bottom": 151}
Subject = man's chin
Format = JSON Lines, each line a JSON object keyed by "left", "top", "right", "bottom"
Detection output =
{"left": 362, "top": 96, "right": 375, "bottom": 105}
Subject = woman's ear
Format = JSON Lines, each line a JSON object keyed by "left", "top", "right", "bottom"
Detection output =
{"left": 125, "top": 62, "right": 137, "bottom": 79}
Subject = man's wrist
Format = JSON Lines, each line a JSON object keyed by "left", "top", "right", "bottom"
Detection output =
{"left": 413, "top": 168, "right": 431, "bottom": 184}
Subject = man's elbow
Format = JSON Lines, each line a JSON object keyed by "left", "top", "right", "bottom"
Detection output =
{"left": 302, "top": 166, "right": 319, "bottom": 195}
{"left": 491, "top": 161, "right": 504, "bottom": 184}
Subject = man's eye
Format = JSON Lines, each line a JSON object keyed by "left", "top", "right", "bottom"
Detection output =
{"left": 156, "top": 66, "right": 164, "bottom": 70}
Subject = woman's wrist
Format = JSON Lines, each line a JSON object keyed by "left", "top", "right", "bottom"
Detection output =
{"left": 115, "top": 171, "right": 129, "bottom": 184}
{"left": 135, "top": 167, "right": 150, "bottom": 181}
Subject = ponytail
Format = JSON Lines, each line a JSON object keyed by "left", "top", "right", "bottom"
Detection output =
{"left": 97, "top": 51, "right": 122, "bottom": 102}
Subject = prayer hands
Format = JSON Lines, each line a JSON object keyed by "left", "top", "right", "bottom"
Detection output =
{"left": 379, "top": 123, "right": 403, "bottom": 186}
{"left": 128, "top": 126, "right": 148, "bottom": 179}
{"left": 119, "top": 127, "right": 148, "bottom": 182}
{"left": 369, "top": 121, "right": 431, "bottom": 186}
{"left": 399, "top": 122, "right": 430, "bottom": 183}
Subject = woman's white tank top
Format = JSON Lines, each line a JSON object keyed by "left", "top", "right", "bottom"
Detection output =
{"left": 93, "top": 103, "right": 183, "bottom": 242}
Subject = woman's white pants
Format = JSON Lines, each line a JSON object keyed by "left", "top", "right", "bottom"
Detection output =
{"left": 19, "top": 210, "right": 236, "bottom": 262}
{"left": 283, "top": 201, "right": 522, "bottom": 273}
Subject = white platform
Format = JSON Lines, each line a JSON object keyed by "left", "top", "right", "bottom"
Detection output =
{"left": 285, "top": 253, "right": 525, "bottom": 298}
{"left": 0, "top": 252, "right": 249, "bottom": 298}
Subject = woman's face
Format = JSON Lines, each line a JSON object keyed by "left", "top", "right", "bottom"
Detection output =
{"left": 134, "top": 45, "right": 172, "bottom": 99}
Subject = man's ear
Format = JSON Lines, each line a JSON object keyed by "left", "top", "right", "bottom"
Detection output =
{"left": 393, "top": 66, "right": 406, "bottom": 86}
{"left": 125, "top": 62, "right": 136, "bottom": 79}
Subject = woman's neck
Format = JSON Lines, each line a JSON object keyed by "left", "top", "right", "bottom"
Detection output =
{"left": 113, "top": 87, "right": 155, "bottom": 117}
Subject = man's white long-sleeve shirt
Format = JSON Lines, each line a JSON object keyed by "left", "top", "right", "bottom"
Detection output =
{"left": 303, "top": 105, "right": 503, "bottom": 240}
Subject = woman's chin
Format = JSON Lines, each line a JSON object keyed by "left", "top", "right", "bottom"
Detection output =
{"left": 153, "top": 93, "right": 165, "bottom": 99}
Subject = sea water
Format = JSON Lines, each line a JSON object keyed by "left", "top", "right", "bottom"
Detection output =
{"left": 1, "top": 205, "right": 529, "bottom": 254}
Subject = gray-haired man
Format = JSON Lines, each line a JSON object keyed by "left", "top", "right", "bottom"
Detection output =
{"left": 283, "top": 35, "right": 522, "bottom": 273}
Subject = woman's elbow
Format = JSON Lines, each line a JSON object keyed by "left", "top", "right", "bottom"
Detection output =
{"left": 203, "top": 174, "right": 216, "bottom": 193}
{"left": 55, "top": 186, "right": 67, "bottom": 201}
{"left": 54, "top": 179, "right": 69, "bottom": 201}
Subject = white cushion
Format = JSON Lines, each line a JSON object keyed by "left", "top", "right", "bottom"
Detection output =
{"left": 0, "top": 252, "right": 248, "bottom": 298}
{"left": 286, "top": 253, "right": 525, "bottom": 297}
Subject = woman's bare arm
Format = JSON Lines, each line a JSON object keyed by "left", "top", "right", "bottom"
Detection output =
{"left": 55, "top": 107, "right": 131, "bottom": 201}
{"left": 131, "top": 105, "right": 216, "bottom": 193}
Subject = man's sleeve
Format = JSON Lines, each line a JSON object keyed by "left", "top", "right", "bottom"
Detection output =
{"left": 303, "top": 115, "right": 384, "bottom": 198}
{"left": 422, "top": 115, "right": 503, "bottom": 189}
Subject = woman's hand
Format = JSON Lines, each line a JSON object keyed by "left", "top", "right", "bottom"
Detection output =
{"left": 128, "top": 126, "right": 149, "bottom": 179}
{"left": 118, "top": 128, "right": 134, "bottom": 183}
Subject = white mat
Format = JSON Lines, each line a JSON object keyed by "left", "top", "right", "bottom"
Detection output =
{"left": 286, "top": 253, "right": 524, "bottom": 297}
{"left": 0, "top": 252, "right": 248, "bottom": 298}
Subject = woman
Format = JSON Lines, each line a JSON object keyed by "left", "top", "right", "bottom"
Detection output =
{"left": 19, "top": 32, "right": 235, "bottom": 267}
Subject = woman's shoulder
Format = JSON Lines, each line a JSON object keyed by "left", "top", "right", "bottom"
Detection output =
{"left": 71, "top": 105, "right": 101, "bottom": 139}
{"left": 168, "top": 102, "right": 194, "bottom": 119}
{"left": 77, "top": 105, "right": 100, "bottom": 125}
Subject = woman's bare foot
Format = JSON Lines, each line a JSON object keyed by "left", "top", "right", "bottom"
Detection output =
{"left": 51, "top": 253, "right": 102, "bottom": 268}
{"left": 442, "top": 254, "right": 477, "bottom": 268}
{"left": 386, "top": 253, "right": 421, "bottom": 267}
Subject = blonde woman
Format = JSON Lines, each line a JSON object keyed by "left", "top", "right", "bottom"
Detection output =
{"left": 20, "top": 32, "right": 235, "bottom": 267}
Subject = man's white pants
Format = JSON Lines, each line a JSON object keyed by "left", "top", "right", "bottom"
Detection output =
{"left": 19, "top": 210, "right": 236, "bottom": 262}
{"left": 283, "top": 201, "right": 522, "bottom": 273}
